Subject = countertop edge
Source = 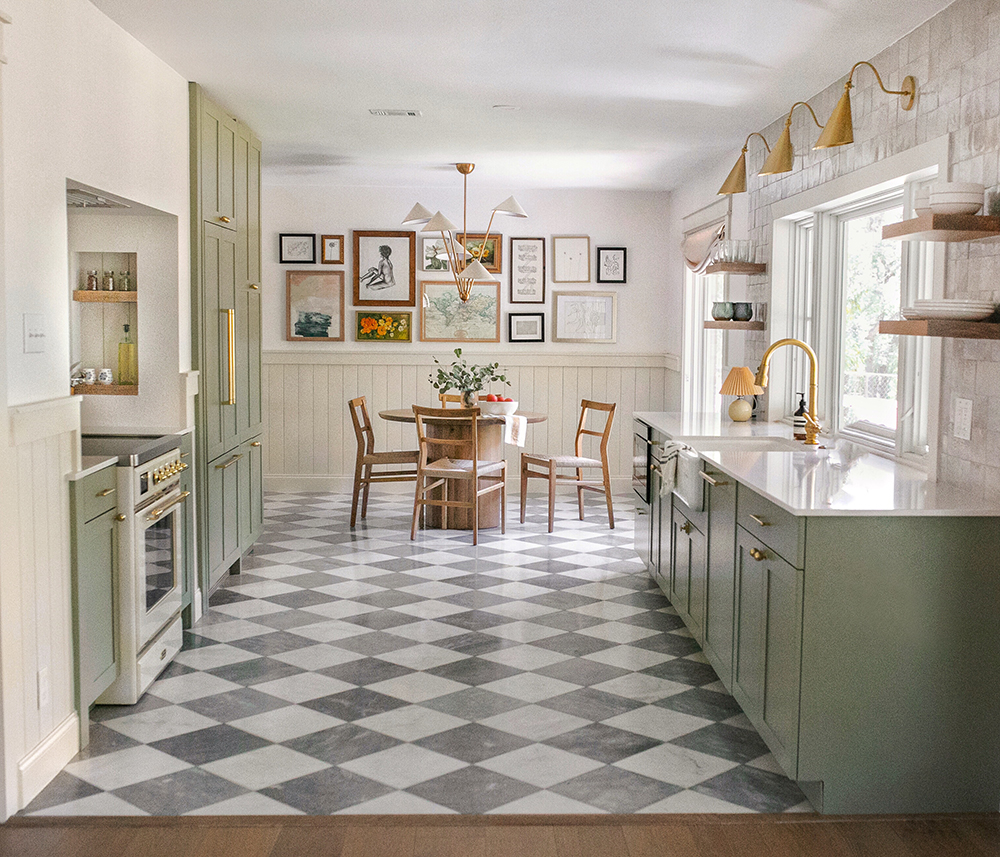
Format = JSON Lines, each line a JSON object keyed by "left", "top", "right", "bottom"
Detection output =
{"left": 70, "top": 455, "right": 118, "bottom": 481}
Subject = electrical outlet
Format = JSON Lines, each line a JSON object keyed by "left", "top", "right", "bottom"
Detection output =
{"left": 37, "top": 667, "right": 50, "bottom": 709}
{"left": 23, "top": 313, "right": 46, "bottom": 353}
{"left": 954, "top": 397, "right": 973, "bottom": 441}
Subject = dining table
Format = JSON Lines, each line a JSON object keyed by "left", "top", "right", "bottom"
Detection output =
{"left": 379, "top": 408, "right": 547, "bottom": 530}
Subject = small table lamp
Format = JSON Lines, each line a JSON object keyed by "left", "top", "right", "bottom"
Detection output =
{"left": 720, "top": 366, "right": 764, "bottom": 422}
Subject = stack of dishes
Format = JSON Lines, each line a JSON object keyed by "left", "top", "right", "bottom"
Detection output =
{"left": 929, "top": 182, "right": 984, "bottom": 215}
{"left": 901, "top": 299, "right": 996, "bottom": 321}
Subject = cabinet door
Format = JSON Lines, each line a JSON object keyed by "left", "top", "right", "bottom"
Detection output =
{"left": 703, "top": 467, "right": 737, "bottom": 687}
{"left": 75, "top": 507, "right": 117, "bottom": 705}
{"left": 207, "top": 448, "right": 243, "bottom": 591}
{"left": 200, "top": 99, "right": 237, "bottom": 230}
{"left": 238, "top": 436, "right": 263, "bottom": 550}
{"left": 670, "top": 506, "right": 706, "bottom": 642}
{"left": 202, "top": 223, "right": 240, "bottom": 462}
{"left": 734, "top": 526, "right": 803, "bottom": 774}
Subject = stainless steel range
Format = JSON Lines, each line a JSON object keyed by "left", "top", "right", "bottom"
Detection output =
{"left": 82, "top": 434, "right": 189, "bottom": 704}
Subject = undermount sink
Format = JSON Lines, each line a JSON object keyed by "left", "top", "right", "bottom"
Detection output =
{"left": 690, "top": 437, "right": 808, "bottom": 452}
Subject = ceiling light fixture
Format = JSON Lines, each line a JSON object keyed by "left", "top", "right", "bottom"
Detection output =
{"left": 717, "top": 133, "right": 771, "bottom": 195}
{"left": 758, "top": 101, "right": 823, "bottom": 176}
{"left": 814, "top": 61, "right": 916, "bottom": 150}
{"left": 402, "top": 163, "right": 527, "bottom": 302}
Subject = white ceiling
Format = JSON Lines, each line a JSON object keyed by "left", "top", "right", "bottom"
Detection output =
{"left": 90, "top": 0, "right": 954, "bottom": 190}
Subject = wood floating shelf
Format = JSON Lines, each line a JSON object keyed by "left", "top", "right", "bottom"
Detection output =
{"left": 878, "top": 319, "right": 1000, "bottom": 340}
{"left": 71, "top": 384, "right": 139, "bottom": 396}
{"left": 72, "top": 290, "right": 138, "bottom": 303}
{"left": 881, "top": 214, "right": 1000, "bottom": 242}
{"left": 703, "top": 320, "right": 766, "bottom": 331}
{"left": 703, "top": 262, "right": 767, "bottom": 275}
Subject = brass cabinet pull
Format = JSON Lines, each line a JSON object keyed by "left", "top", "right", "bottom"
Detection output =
{"left": 700, "top": 471, "right": 729, "bottom": 487}
{"left": 249, "top": 283, "right": 260, "bottom": 290}
{"left": 160, "top": 647, "right": 168, "bottom": 660}
{"left": 748, "top": 514, "right": 771, "bottom": 527}
{"left": 96, "top": 487, "right": 116, "bottom": 497}
{"left": 680, "top": 520, "right": 693, "bottom": 535}
{"left": 250, "top": 441, "right": 261, "bottom": 447}
{"left": 215, "top": 453, "right": 243, "bottom": 470}
{"left": 219, "top": 216, "right": 231, "bottom": 223}
{"left": 146, "top": 490, "right": 191, "bottom": 521}
{"left": 222, "top": 308, "right": 236, "bottom": 405}
{"left": 749, "top": 547, "right": 767, "bottom": 562}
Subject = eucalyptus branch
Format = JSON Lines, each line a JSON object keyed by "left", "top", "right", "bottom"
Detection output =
{"left": 429, "top": 348, "right": 510, "bottom": 394}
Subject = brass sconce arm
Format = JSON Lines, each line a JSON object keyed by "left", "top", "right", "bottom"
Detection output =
{"left": 844, "top": 60, "right": 916, "bottom": 107}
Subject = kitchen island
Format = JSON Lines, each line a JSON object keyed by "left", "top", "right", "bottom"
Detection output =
{"left": 634, "top": 412, "right": 1000, "bottom": 814}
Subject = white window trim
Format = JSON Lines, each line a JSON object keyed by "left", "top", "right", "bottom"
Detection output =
{"left": 769, "top": 136, "right": 948, "bottom": 479}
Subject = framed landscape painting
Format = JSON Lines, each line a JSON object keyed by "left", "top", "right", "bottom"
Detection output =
{"left": 509, "top": 237, "right": 545, "bottom": 303}
{"left": 353, "top": 230, "right": 416, "bottom": 306}
{"left": 355, "top": 311, "right": 411, "bottom": 342}
{"left": 459, "top": 233, "right": 502, "bottom": 273}
{"left": 286, "top": 270, "right": 344, "bottom": 342}
{"left": 420, "top": 280, "right": 501, "bottom": 342}
{"left": 552, "top": 290, "right": 617, "bottom": 343}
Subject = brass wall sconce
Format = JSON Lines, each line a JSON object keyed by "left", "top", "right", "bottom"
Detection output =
{"left": 758, "top": 102, "right": 823, "bottom": 176}
{"left": 718, "top": 132, "right": 771, "bottom": 195}
{"left": 814, "top": 61, "right": 916, "bottom": 150}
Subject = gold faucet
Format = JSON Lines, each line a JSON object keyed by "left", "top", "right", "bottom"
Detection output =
{"left": 754, "top": 338, "right": 821, "bottom": 445}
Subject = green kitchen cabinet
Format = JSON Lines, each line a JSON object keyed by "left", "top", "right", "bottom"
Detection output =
{"left": 69, "top": 464, "right": 119, "bottom": 747}
{"left": 238, "top": 436, "right": 264, "bottom": 548}
{"left": 670, "top": 502, "right": 706, "bottom": 643}
{"left": 701, "top": 464, "right": 737, "bottom": 687}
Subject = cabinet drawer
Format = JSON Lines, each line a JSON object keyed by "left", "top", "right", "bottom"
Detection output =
{"left": 138, "top": 613, "right": 183, "bottom": 697}
{"left": 80, "top": 467, "right": 119, "bottom": 522}
{"left": 737, "top": 487, "right": 804, "bottom": 568}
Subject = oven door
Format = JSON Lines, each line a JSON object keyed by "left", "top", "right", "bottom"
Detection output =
{"left": 134, "top": 487, "right": 188, "bottom": 650}
{"left": 633, "top": 427, "right": 652, "bottom": 504}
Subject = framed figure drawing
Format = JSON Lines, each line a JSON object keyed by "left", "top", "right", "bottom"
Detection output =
{"left": 280, "top": 233, "right": 316, "bottom": 264}
{"left": 552, "top": 235, "right": 591, "bottom": 282}
{"left": 552, "top": 291, "right": 617, "bottom": 343}
{"left": 353, "top": 230, "right": 416, "bottom": 306}
{"left": 509, "top": 237, "right": 545, "bottom": 303}
{"left": 420, "top": 280, "right": 501, "bottom": 342}
{"left": 508, "top": 313, "right": 545, "bottom": 342}
{"left": 596, "top": 247, "right": 627, "bottom": 283}
{"left": 321, "top": 234, "right": 344, "bottom": 264}
{"left": 286, "top": 271, "right": 345, "bottom": 342}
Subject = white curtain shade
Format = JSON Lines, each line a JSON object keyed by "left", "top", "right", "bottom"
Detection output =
{"left": 682, "top": 222, "right": 726, "bottom": 273}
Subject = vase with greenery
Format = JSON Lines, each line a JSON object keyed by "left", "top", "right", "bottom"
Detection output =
{"left": 429, "top": 348, "right": 509, "bottom": 407}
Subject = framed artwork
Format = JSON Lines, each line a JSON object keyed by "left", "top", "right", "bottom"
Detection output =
{"left": 552, "top": 291, "right": 617, "bottom": 343}
{"left": 596, "top": 247, "right": 627, "bottom": 283}
{"left": 508, "top": 312, "right": 545, "bottom": 343}
{"left": 552, "top": 235, "right": 591, "bottom": 282}
{"left": 421, "top": 236, "right": 450, "bottom": 272}
{"left": 355, "top": 311, "right": 411, "bottom": 342}
{"left": 459, "top": 233, "right": 502, "bottom": 273}
{"left": 279, "top": 233, "right": 316, "bottom": 264}
{"left": 286, "top": 270, "right": 344, "bottom": 342}
{"left": 353, "top": 230, "right": 416, "bottom": 306}
{"left": 321, "top": 234, "right": 344, "bottom": 265}
{"left": 509, "top": 237, "right": 545, "bottom": 303}
{"left": 420, "top": 280, "right": 501, "bottom": 342}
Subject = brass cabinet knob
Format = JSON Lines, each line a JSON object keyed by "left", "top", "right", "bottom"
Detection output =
{"left": 219, "top": 216, "right": 231, "bottom": 223}
{"left": 249, "top": 283, "right": 260, "bottom": 290}
{"left": 680, "top": 520, "right": 693, "bottom": 535}
{"left": 115, "top": 514, "right": 126, "bottom": 522}
{"left": 749, "top": 547, "right": 767, "bottom": 561}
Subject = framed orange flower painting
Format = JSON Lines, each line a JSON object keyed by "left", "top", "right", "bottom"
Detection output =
{"left": 355, "top": 311, "right": 412, "bottom": 342}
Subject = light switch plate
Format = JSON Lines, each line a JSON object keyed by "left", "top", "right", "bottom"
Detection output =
{"left": 954, "top": 397, "right": 972, "bottom": 441}
{"left": 23, "top": 313, "right": 46, "bottom": 353}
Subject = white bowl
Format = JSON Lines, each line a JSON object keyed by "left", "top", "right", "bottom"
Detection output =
{"left": 929, "top": 200, "right": 984, "bottom": 215}
{"left": 932, "top": 181, "right": 985, "bottom": 195}
{"left": 479, "top": 399, "right": 518, "bottom": 416}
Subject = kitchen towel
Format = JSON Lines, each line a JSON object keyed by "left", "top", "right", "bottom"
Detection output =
{"left": 504, "top": 415, "right": 527, "bottom": 447}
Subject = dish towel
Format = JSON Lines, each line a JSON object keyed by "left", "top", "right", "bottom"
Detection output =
{"left": 658, "top": 442, "right": 694, "bottom": 497}
{"left": 504, "top": 415, "right": 527, "bottom": 447}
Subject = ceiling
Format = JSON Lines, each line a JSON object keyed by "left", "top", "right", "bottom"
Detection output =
{"left": 90, "top": 0, "right": 954, "bottom": 190}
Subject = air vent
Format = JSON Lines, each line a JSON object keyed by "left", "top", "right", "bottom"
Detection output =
{"left": 369, "top": 109, "right": 422, "bottom": 117}
{"left": 67, "top": 189, "right": 130, "bottom": 209}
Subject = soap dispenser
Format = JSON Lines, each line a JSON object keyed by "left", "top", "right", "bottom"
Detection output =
{"left": 793, "top": 393, "right": 807, "bottom": 440}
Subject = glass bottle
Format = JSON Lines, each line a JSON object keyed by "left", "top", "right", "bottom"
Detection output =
{"left": 119, "top": 271, "right": 131, "bottom": 292}
{"left": 86, "top": 270, "right": 99, "bottom": 291}
{"left": 104, "top": 270, "right": 115, "bottom": 291}
{"left": 118, "top": 324, "right": 138, "bottom": 386}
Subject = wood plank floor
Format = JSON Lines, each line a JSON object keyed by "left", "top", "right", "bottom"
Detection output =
{"left": 2, "top": 814, "right": 998, "bottom": 857}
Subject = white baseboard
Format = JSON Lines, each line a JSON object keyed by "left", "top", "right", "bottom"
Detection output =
{"left": 18, "top": 713, "right": 79, "bottom": 809}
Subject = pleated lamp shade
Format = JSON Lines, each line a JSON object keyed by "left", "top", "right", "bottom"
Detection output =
{"left": 720, "top": 366, "right": 764, "bottom": 397}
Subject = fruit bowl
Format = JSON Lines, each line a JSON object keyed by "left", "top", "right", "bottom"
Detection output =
{"left": 479, "top": 399, "right": 518, "bottom": 416}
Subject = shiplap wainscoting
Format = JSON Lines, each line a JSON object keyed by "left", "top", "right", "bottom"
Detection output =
{"left": 263, "top": 352, "right": 681, "bottom": 494}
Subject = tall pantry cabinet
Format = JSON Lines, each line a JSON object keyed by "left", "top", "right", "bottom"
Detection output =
{"left": 189, "top": 83, "right": 263, "bottom": 607}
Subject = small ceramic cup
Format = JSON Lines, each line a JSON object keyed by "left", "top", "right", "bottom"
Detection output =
{"left": 82, "top": 368, "right": 97, "bottom": 384}
{"left": 711, "top": 301, "right": 734, "bottom": 320}
{"left": 98, "top": 368, "right": 114, "bottom": 385}
{"left": 732, "top": 301, "right": 754, "bottom": 321}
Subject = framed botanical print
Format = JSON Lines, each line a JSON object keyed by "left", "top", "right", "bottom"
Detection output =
{"left": 552, "top": 291, "right": 616, "bottom": 343}
{"left": 353, "top": 230, "right": 416, "bottom": 306}
{"left": 508, "top": 312, "right": 545, "bottom": 342}
{"left": 420, "top": 280, "right": 501, "bottom": 342}
{"left": 279, "top": 233, "right": 316, "bottom": 264}
{"left": 286, "top": 270, "right": 345, "bottom": 342}
{"left": 459, "top": 233, "right": 502, "bottom": 273}
{"left": 321, "top": 234, "right": 344, "bottom": 265}
{"left": 509, "top": 237, "right": 545, "bottom": 303}
{"left": 596, "top": 247, "right": 627, "bottom": 283}
{"left": 421, "top": 236, "right": 450, "bottom": 272}
{"left": 552, "top": 235, "right": 591, "bottom": 282}
{"left": 355, "top": 311, "right": 412, "bottom": 342}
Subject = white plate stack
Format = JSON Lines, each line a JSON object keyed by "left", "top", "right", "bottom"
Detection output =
{"left": 901, "top": 299, "right": 996, "bottom": 321}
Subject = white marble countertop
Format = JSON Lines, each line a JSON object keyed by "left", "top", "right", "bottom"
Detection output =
{"left": 69, "top": 455, "right": 118, "bottom": 481}
{"left": 634, "top": 412, "right": 1000, "bottom": 517}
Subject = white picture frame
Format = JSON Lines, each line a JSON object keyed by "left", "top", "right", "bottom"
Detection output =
{"left": 552, "top": 235, "right": 591, "bottom": 283}
{"left": 552, "top": 291, "right": 617, "bottom": 343}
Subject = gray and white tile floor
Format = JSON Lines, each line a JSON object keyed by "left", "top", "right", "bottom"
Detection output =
{"left": 23, "top": 493, "right": 811, "bottom": 816}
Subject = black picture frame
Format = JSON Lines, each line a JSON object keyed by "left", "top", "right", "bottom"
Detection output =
{"left": 280, "top": 233, "right": 316, "bottom": 264}
{"left": 508, "top": 312, "right": 545, "bottom": 342}
{"left": 596, "top": 246, "right": 627, "bottom": 283}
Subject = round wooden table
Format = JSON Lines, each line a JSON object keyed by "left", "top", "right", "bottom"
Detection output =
{"left": 379, "top": 409, "right": 547, "bottom": 530}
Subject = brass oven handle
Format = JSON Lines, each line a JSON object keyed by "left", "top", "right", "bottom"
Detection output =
{"left": 700, "top": 472, "right": 729, "bottom": 487}
{"left": 215, "top": 453, "right": 243, "bottom": 470}
{"left": 146, "top": 490, "right": 191, "bottom": 521}
{"left": 96, "top": 487, "right": 116, "bottom": 497}
{"left": 748, "top": 514, "right": 771, "bottom": 527}
{"left": 222, "top": 308, "right": 236, "bottom": 405}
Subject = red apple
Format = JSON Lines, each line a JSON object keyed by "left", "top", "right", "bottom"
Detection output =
{"left": 502, "top": 396, "right": 513, "bottom": 402}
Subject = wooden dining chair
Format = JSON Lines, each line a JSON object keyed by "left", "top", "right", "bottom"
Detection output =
{"left": 348, "top": 396, "right": 419, "bottom": 527}
{"left": 410, "top": 405, "right": 506, "bottom": 545}
{"left": 520, "top": 399, "right": 616, "bottom": 533}
{"left": 438, "top": 393, "right": 463, "bottom": 407}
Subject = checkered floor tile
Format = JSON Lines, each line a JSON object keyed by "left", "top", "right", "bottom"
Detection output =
{"left": 22, "top": 493, "right": 811, "bottom": 816}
